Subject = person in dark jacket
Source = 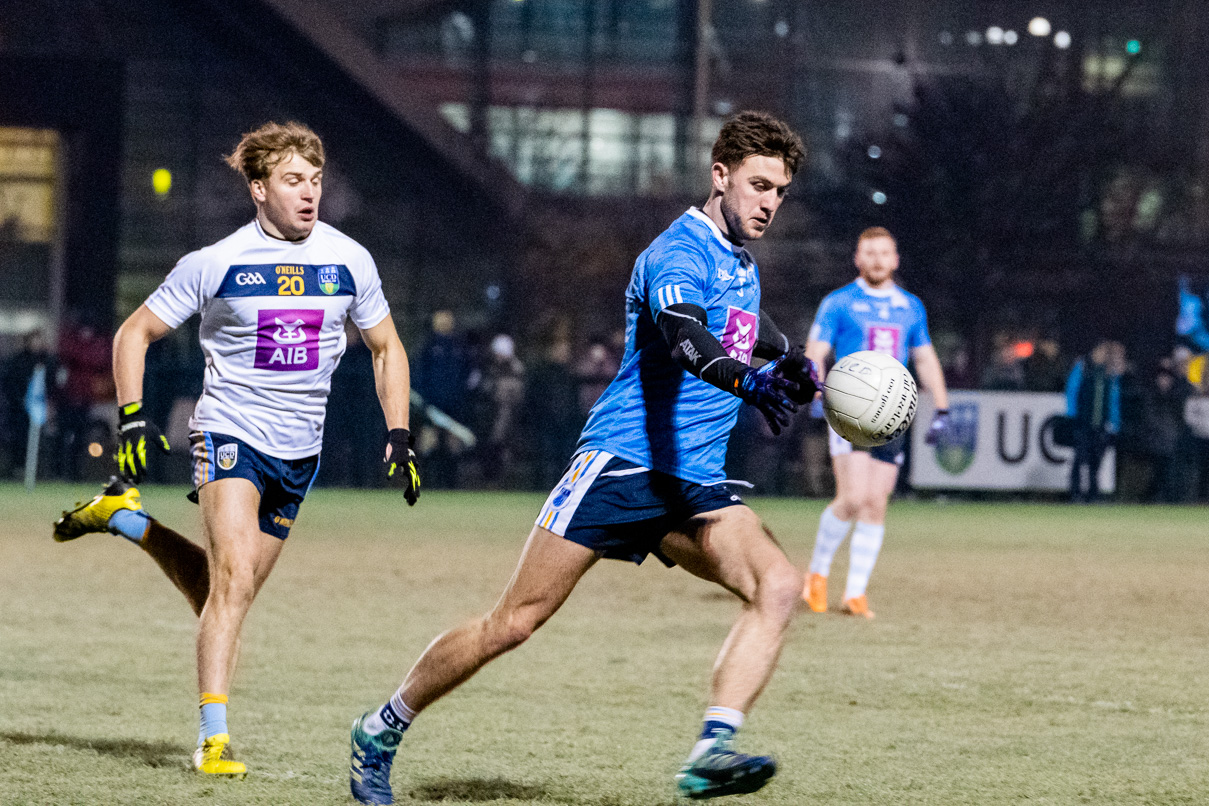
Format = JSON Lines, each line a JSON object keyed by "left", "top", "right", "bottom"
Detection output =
{"left": 1065, "top": 340, "right": 1122, "bottom": 502}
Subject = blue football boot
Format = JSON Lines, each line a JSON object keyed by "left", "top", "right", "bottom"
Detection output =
{"left": 675, "top": 733, "right": 777, "bottom": 800}
{"left": 350, "top": 712, "right": 403, "bottom": 805}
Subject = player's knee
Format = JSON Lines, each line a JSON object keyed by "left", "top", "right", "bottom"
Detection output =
{"left": 208, "top": 561, "right": 256, "bottom": 607}
{"left": 858, "top": 495, "right": 888, "bottom": 522}
{"left": 485, "top": 610, "right": 540, "bottom": 655}
{"left": 757, "top": 560, "right": 803, "bottom": 620}
{"left": 830, "top": 496, "right": 858, "bottom": 521}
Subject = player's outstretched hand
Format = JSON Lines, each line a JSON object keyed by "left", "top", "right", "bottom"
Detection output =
{"left": 924, "top": 409, "right": 951, "bottom": 446}
{"left": 385, "top": 427, "right": 421, "bottom": 506}
{"left": 777, "top": 346, "right": 821, "bottom": 405}
{"left": 739, "top": 360, "right": 799, "bottom": 436}
{"left": 115, "top": 401, "right": 170, "bottom": 484}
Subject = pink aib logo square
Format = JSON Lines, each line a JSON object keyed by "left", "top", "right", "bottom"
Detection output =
{"left": 255, "top": 309, "right": 324, "bottom": 371}
{"left": 722, "top": 307, "right": 758, "bottom": 364}
{"left": 866, "top": 325, "right": 902, "bottom": 358}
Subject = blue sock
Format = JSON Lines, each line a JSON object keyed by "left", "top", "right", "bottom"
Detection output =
{"left": 362, "top": 692, "right": 415, "bottom": 736}
{"left": 700, "top": 706, "right": 744, "bottom": 741}
{"left": 108, "top": 509, "right": 151, "bottom": 544}
{"left": 688, "top": 706, "right": 745, "bottom": 763}
{"left": 198, "top": 694, "right": 229, "bottom": 744}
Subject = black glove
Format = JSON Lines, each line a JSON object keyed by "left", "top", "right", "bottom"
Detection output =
{"left": 738, "top": 358, "right": 800, "bottom": 436}
{"left": 115, "top": 401, "right": 170, "bottom": 484}
{"left": 777, "top": 346, "right": 821, "bottom": 405}
{"left": 924, "top": 409, "right": 951, "bottom": 446}
{"left": 385, "top": 428, "right": 421, "bottom": 506}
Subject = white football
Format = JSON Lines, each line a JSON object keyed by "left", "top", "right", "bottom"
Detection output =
{"left": 823, "top": 350, "right": 918, "bottom": 448}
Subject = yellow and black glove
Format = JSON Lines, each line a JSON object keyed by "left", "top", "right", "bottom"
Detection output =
{"left": 115, "top": 401, "right": 170, "bottom": 484}
{"left": 385, "top": 427, "right": 421, "bottom": 506}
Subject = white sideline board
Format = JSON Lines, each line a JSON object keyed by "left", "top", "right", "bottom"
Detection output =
{"left": 909, "top": 391, "right": 1115, "bottom": 492}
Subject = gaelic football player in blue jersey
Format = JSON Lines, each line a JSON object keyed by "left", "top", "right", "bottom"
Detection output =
{"left": 53, "top": 122, "right": 420, "bottom": 777}
{"left": 802, "top": 227, "right": 950, "bottom": 619}
{"left": 350, "top": 112, "right": 818, "bottom": 804}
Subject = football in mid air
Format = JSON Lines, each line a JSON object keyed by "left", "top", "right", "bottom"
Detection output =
{"left": 823, "top": 350, "right": 918, "bottom": 448}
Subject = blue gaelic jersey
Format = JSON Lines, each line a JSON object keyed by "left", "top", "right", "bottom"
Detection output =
{"left": 809, "top": 278, "right": 931, "bottom": 365}
{"left": 576, "top": 208, "right": 759, "bottom": 484}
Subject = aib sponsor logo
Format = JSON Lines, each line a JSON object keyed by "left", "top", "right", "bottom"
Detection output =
{"left": 235, "top": 271, "right": 266, "bottom": 285}
{"left": 721, "top": 307, "right": 758, "bottom": 364}
{"left": 254, "top": 309, "right": 324, "bottom": 371}
{"left": 866, "top": 326, "right": 901, "bottom": 358}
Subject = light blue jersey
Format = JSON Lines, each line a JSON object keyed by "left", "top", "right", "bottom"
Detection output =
{"left": 809, "top": 278, "right": 931, "bottom": 365}
{"left": 577, "top": 208, "right": 760, "bottom": 484}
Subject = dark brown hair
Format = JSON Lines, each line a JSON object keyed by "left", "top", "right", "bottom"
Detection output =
{"left": 711, "top": 111, "right": 806, "bottom": 175}
{"left": 224, "top": 121, "right": 325, "bottom": 182}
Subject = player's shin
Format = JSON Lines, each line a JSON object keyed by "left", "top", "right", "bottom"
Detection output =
{"left": 844, "top": 521, "right": 884, "bottom": 600}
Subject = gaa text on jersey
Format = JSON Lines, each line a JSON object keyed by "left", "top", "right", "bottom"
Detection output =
{"left": 235, "top": 271, "right": 267, "bottom": 285}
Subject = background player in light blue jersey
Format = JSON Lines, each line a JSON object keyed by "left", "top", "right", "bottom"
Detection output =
{"left": 350, "top": 112, "right": 818, "bottom": 804}
{"left": 802, "top": 227, "right": 950, "bottom": 619}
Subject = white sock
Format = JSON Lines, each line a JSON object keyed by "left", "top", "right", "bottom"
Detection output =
{"left": 844, "top": 521, "right": 885, "bottom": 600}
{"left": 809, "top": 506, "right": 853, "bottom": 577}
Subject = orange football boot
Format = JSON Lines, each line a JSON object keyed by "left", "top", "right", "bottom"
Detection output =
{"left": 803, "top": 573, "right": 828, "bottom": 613}
{"left": 841, "top": 595, "right": 875, "bottom": 620}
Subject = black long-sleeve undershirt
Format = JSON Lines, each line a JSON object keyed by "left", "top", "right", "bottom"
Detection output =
{"left": 656, "top": 303, "right": 791, "bottom": 396}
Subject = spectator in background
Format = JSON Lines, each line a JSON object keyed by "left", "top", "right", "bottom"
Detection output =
{"left": 1022, "top": 337, "right": 1066, "bottom": 392}
{"left": 1065, "top": 340, "right": 1123, "bottom": 503}
{"left": 573, "top": 335, "right": 619, "bottom": 417}
{"left": 414, "top": 310, "right": 471, "bottom": 488}
{"left": 53, "top": 316, "right": 114, "bottom": 480}
{"left": 324, "top": 325, "right": 380, "bottom": 487}
{"left": 471, "top": 334, "right": 525, "bottom": 486}
{"left": 525, "top": 335, "right": 581, "bottom": 489}
{"left": 1, "top": 329, "right": 56, "bottom": 477}
{"left": 1183, "top": 377, "right": 1209, "bottom": 501}
{"left": 1144, "top": 357, "right": 1195, "bottom": 502}
{"left": 980, "top": 333, "right": 1025, "bottom": 390}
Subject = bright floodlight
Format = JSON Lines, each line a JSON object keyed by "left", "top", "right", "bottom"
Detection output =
{"left": 1004, "top": 30, "right": 1019, "bottom": 45}
{"left": 1029, "top": 17, "right": 1052, "bottom": 37}
{"left": 987, "top": 26, "right": 1005, "bottom": 45}
{"left": 152, "top": 168, "right": 172, "bottom": 196}
{"left": 1054, "top": 30, "right": 1072, "bottom": 49}
{"left": 872, "top": 191, "right": 887, "bottom": 205}
{"left": 868, "top": 145, "right": 882, "bottom": 159}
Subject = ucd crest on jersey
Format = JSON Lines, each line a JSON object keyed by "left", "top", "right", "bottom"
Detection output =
{"left": 317, "top": 265, "right": 340, "bottom": 295}
{"left": 217, "top": 443, "right": 238, "bottom": 470}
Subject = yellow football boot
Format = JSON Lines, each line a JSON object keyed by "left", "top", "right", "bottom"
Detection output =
{"left": 53, "top": 476, "right": 143, "bottom": 542}
{"left": 191, "top": 733, "right": 247, "bottom": 778}
{"left": 803, "top": 572, "right": 828, "bottom": 613}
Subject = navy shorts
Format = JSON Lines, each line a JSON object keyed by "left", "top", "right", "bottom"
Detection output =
{"left": 535, "top": 450, "right": 744, "bottom": 566}
{"left": 189, "top": 432, "right": 320, "bottom": 539}
{"left": 828, "top": 424, "right": 906, "bottom": 466}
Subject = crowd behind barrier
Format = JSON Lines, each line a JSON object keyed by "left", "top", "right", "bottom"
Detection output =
{"left": 3, "top": 313, "right": 1209, "bottom": 504}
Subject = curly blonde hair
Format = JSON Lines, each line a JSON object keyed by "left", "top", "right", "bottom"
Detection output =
{"left": 224, "top": 121, "right": 324, "bottom": 182}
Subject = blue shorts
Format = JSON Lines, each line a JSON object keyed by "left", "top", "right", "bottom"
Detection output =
{"left": 188, "top": 432, "right": 320, "bottom": 539}
{"left": 535, "top": 451, "right": 744, "bottom": 566}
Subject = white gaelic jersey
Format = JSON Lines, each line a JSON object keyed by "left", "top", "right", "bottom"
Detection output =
{"left": 145, "top": 219, "right": 390, "bottom": 459}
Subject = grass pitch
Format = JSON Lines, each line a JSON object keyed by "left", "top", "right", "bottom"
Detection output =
{"left": 2, "top": 483, "right": 1207, "bottom": 805}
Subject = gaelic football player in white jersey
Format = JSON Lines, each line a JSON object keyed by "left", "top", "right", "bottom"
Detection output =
{"left": 53, "top": 121, "right": 420, "bottom": 778}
